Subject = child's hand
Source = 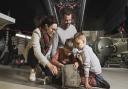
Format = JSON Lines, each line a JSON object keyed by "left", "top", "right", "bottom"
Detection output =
{"left": 76, "top": 54, "right": 83, "bottom": 64}
{"left": 59, "top": 63, "right": 64, "bottom": 68}
{"left": 84, "top": 77, "right": 92, "bottom": 89}
{"left": 73, "top": 62, "right": 79, "bottom": 69}
{"left": 85, "top": 83, "right": 92, "bottom": 89}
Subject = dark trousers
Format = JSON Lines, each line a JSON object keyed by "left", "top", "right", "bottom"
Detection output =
{"left": 28, "top": 57, "right": 53, "bottom": 76}
{"left": 96, "top": 74, "right": 110, "bottom": 89}
{"left": 78, "top": 64, "right": 110, "bottom": 89}
{"left": 27, "top": 47, "right": 53, "bottom": 76}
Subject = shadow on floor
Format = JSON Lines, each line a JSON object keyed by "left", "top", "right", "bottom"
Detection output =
{"left": 0, "top": 64, "right": 61, "bottom": 89}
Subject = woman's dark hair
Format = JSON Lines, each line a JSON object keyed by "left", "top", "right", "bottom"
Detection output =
{"left": 38, "top": 15, "right": 57, "bottom": 28}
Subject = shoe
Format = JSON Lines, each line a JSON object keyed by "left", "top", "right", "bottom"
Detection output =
{"left": 29, "top": 69, "right": 36, "bottom": 82}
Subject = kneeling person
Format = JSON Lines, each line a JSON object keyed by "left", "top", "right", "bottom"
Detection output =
{"left": 73, "top": 32, "right": 110, "bottom": 89}
{"left": 51, "top": 38, "right": 79, "bottom": 72}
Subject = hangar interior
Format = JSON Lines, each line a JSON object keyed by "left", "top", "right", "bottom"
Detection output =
{"left": 0, "top": 0, "right": 128, "bottom": 89}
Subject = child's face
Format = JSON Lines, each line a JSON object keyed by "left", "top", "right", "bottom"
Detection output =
{"left": 64, "top": 48, "right": 72, "bottom": 56}
{"left": 75, "top": 39, "right": 85, "bottom": 49}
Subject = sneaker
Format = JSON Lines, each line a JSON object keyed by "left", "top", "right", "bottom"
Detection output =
{"left": 29, "top": 69, "right": 36, "bottom": 82}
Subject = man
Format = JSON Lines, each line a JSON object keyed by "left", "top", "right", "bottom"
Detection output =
{"left": 52, "top": 8, "right": 77, "bottom": 56}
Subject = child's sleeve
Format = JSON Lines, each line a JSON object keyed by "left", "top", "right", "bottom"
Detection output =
{"left": 51, "top": 49, "right": 60, "bottom": 66}
{"left": 83, "top": 48, "right": 91, "bottom": 77}
{"left": 69, "top": 53, "right": 78, "bottom": 64}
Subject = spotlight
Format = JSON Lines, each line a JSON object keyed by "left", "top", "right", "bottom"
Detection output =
{"left": 15, "top": 33, "right": 31, "bottom": 39}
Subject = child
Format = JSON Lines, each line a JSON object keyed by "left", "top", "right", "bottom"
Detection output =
{"left": 73, "top": 32, "right": 110, "bottom": 89}
{"left": 51, "top": 38, "right": 79, "bottom": 72}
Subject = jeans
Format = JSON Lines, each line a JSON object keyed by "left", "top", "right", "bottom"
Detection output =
{"left": 96, "top": 74, "right": 110, "bottom": 89}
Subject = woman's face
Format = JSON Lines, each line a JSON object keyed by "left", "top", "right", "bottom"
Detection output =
{"left": 47, "top": 23, "right": 57, "bottom": 37}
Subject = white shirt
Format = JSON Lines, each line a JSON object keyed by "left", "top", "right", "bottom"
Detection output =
{"left": 52, "top": 24, "right": 77, "bottom": 56}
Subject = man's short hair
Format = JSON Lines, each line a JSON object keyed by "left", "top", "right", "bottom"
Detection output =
{"left": 62, "top": 8, "right": 73, "bottom": 16}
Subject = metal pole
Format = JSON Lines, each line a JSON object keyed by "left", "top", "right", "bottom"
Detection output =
{"left": 79, "top": 0, "right": 87, "bottom": 31}
{"left": 48, "top": 0, "right": 55, "bottom": 15}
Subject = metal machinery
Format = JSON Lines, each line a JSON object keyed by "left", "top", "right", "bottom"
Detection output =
{"left": 0, "top": 13, "right": 15, "bottom": 64}
{"left": 94, "top": 37, "right": 128, "bottom": 67}
{"left": 83, "top": 31, "right": 128, "bottom": 67}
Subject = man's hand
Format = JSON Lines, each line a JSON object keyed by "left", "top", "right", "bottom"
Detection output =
{"left": 47, "top": 63, "right": 58, "bottom": 75}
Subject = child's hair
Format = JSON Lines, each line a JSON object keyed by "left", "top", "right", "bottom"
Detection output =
{"left": 64, "top": 38, "right": 74, "bottom": 51}
{"left": 73, "top": 32, "right": 86, "bottom": 43}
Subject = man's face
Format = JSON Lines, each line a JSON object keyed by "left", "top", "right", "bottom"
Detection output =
{"left": 63, "top": 14, "right": 72, "bottom": 28}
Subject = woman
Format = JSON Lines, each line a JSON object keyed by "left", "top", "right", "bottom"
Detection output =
{"left": 27, "top": 16, "right": 58, "bottom": 81}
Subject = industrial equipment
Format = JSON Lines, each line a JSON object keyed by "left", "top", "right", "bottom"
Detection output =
{"left": 95, "top": 37, "right": 128, "bottom": 67}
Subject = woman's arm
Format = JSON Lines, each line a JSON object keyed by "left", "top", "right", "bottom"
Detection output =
{"left": 32, "top": 29, "right": 49, "bottom": 67}
{"left": 32, "top": 29, "right": 58, "bottom": 75}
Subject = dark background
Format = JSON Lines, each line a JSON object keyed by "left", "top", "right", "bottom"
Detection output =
{"left": 0, "top": 0, "right": 128, "bottom": 34}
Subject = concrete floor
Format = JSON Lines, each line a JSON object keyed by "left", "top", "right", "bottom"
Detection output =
{"left": 0, "top": 65, "right": 128, "bottom": 89}
{"left": 103, "top": 68, "right": 128, "bottom": 89}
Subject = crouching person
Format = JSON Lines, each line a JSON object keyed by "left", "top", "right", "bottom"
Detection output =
{"left": 27, "top": 16, "right": 58, "bottom": 82}
{"left": 73, "top": 32, "right": 110, "bottom": 89}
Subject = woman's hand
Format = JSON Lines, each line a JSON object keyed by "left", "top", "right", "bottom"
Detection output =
{"left": 47, "top": 63, "right": 58, "bottom": 75}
